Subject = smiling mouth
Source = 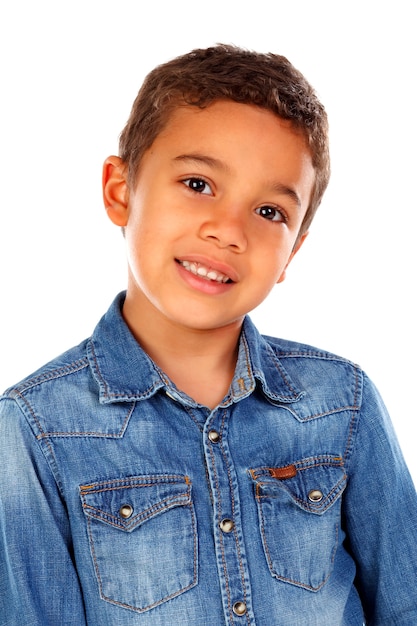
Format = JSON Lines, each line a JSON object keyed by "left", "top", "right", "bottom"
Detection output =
{"left": 177, "top": 260, "right": 233, "bottom": 283}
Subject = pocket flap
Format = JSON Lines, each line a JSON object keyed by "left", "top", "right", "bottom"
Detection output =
{"left": 251, "top": 455, "right": 346, "bottom": 514}
{"left": 80, "top": 474, "right": 192, "bottom": 532}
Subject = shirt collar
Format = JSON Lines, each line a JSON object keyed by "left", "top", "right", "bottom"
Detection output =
{"left": 88, "top": 292, "right": 304, "bottom": 407}
{"left": 236, "top": 315, "right": 305, "bottom": 405}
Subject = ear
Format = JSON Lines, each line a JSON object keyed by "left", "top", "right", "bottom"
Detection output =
{"left": 276, "top": 231, "right": 309, "bottom": 284}
{"left": 102, "top": 156, "right": 129, "bottom": 227}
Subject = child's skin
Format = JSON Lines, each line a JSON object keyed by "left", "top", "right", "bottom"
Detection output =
{"left": 103, "top": 100, "right": 313, "bottom": 408}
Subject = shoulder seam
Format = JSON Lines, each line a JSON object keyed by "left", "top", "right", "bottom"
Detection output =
{"left": 6, "top": 357, "right": 89, "bottom": 396}
{"left": 276, "top": 351, "right": 357, "bottom": 365}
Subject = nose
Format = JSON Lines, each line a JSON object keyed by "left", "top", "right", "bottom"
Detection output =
{"left": 198, "top": 204, "right": 248, "bottom": 252}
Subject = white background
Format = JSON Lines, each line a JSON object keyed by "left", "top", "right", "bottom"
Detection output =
{"left": 1, "top": 1, "right": 415, "bottom": 481}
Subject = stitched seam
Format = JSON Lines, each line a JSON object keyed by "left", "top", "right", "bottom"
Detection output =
{"left": 37, "top": 431, "right": 120, "bottom": 439}
{"left": 98, "top": 382, "right": 161, "bottom": 401}
{"left": 104, "top": 385, "right": 161, "bottom": 399}
{"left": 264, "top": 344, "right": 299, "bottom": 397}
{"left": 13, "top": 392, "right": 64, "bottom": 496}
{"left": 251, "top": 455, "right": 344, "bottom": 479}
{"left": 36, "top": 401, "right": 135, "bottom": 439}
{"left": 219, "top": 409, "right": 251, "bottom": 626}
{"left": 343, "top": 366, "right": 361, "bottom": 465}
{"left": 82, "top": 492, "right": 190, "bottom": 529}
{"left": 255, "top": 476, "right": 346, "bottom": 512}
{"left": 275, "top": 351, "right": 355, "bottom": 364}
{"left": 80, "top": 474, "right": 188, "bottom": 492}
{"left": 295, "top": 458, "right": 344, "bottom": 470}
{"left": 9, "top": 358, "right": 89, "bottom": 394}
{"left": 241, "top": 332, "right": 252, "bottom": 382}
{"left": 183, "top": 405, "right": 204, "bottom": 432}
{"left": 283, "top": 405, "right": 360, "bottom": 421}
{"left": 208, "top": 431, "right": 234, "bottom": 623}
{"left": 190, "top": 500, "right": 198, "bottom": 595}
{"left": 14, "top": 391, "right": 45, "bottom": 435}
{"left": 89, "top": 341, "right": 162, "bottom": 400}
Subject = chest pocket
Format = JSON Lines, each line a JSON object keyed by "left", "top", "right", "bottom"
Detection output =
{"left": 250, "top": 456, "right": 346, "bottom": 592}
{"left": 79, "top": 474, "right": 197, "bottom": 613}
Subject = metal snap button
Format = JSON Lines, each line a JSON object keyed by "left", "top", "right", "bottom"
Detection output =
{"left": 219, "top": 518, "right": 235, "bottom": 533}
{"left": 308, "top": 489, "right": 323, "bottom": 503}
{"left": 208, "top": 430, "right": 220, "bottom": 443}
{"left": 119, "top": 504, "right": 134, "bottom": 519}
{"left": 233, "top": 601, "right": 247, "bottom": 616}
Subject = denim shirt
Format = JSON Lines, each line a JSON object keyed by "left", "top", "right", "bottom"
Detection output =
{"left": 1, "top": 293, "right": 417, "bottom": 626}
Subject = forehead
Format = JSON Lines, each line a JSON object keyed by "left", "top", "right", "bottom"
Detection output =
{"left": 160, "top": 99, "right": 306, "bottom": 143}
{"left": 146, "top": 100, "right": 315, "bottom": 202}
{"left": 153, "top": 101, "right": 313, "bottom": 166}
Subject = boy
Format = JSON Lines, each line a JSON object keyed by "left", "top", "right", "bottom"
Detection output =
{"left": 1, "top": 44, "right": 416, "bottom": 625}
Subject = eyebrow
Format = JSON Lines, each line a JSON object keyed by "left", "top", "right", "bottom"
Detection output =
{"left": 173, "top": 153, "right": 230, "bottom": 172}
{"left": 270, "top": 182, "right": 301, "bottom": 209}
{"left": 173, "top": 152, "right": 302, "bottom": 209}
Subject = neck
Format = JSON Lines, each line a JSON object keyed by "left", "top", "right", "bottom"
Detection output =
{"left": 122, "top": 291, "right": 243, "bottom": 408}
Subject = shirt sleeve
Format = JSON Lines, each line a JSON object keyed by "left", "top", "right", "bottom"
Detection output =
{"left": 343, "top": 373, "right": 417, "bottom": 625}
{"left": 0, "top": 397, "right": 87, "bottom": 626}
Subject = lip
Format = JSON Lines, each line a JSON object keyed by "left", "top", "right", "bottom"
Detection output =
{"left": 175, "top": 254, "right": 239, "bottom": 283}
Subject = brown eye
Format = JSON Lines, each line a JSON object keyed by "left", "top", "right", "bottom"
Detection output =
{"left": 255, "top": 205, "right": 284, "bottom": 222}
{"left": 183, "top": 178, "right": 212, "bottom": 195}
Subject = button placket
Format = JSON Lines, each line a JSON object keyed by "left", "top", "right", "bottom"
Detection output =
{"left": 204, "top": 412, "right": 253, "bottom": 624}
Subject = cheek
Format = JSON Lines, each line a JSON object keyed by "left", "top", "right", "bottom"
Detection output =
{"left": 124, "top": 223, "right": 153, "bottom": 281}
{"left": 250, "top": 247, "right": 295, "bottom": 295}
{"left": 253, "top": 240, "right": 290, "bottom": 272}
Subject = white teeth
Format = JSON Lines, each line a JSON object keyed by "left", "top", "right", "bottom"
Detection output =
{"left": 180, "top": 260, "right": 230, "bottom": 283}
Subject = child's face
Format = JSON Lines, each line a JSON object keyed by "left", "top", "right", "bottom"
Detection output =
{"left": 105, "top": 100, "right": 315, "bottom": 333}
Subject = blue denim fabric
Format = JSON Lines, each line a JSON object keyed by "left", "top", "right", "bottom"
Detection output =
{"left": 1, "top": 292, "right": 417, "bottom": 626}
